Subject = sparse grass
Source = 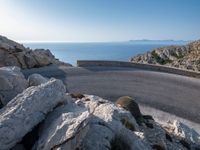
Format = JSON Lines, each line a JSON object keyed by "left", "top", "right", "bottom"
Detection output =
{"left": 121, "top": 118, "right": 135, "bottom": 131}
{"left": 110, "top": 134, "right": 131, "bottom": 150}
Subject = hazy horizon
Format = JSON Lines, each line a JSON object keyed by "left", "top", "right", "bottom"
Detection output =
{"left": 0, "top": 0, "right": 200, "bottom": 42}
{"left": 19, "top": 39, "right": 191, "bottom": 44}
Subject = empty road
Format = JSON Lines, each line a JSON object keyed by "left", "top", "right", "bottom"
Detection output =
{"left": 23, "top": 65, "right": 200, "bottom": 124}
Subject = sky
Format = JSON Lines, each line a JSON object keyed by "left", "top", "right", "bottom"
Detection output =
{"left": 0, "top": 0, "right": 200, "bottom": 42}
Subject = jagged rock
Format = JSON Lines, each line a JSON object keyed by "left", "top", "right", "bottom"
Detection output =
{"left": 28, "top": 74, "right": 48, "bottom": 86}
{"left": 34, "top": 95, "right": 149, "bottom": 150}
{"left": 130, "top": 40, "right": 200, "bottom": 72}
{"left": 172, "top": 120, "right": 200, "bottom": 144}
{"left": 0, "top": 35, "right": 72, "bottom": 69}
{"left": 0, "top": 78, "right": 66, "bottom": 150}
{"left": 141, "top": 119, "right": 167, "bottom": 150}
{"left": 0, "top": 66, "right": 28, "bottom": 106}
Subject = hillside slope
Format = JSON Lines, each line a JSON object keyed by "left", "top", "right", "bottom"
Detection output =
{"left": 130, "top": 40, "right": 200, "bottom": 72}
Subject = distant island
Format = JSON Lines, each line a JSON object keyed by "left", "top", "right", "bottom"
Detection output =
{"left": 130, "top": 39, "right": 200, "bottom": 72}
{"left": 128, "top": 39, "right": 190, "bottom": 45}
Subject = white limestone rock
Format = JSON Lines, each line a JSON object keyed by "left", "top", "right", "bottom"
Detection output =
{"left": 0, "top": 78, "right": 66, "bottom": 150}
{"left": 34, "top": 95, "right": 149, "bottom": 150}
{"left": 0, "top": 66, "right": 28, "bottom": 106}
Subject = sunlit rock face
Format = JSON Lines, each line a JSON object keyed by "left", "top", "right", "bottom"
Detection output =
{"left": 0, "top": 78, "right": 66, "bottom": 150}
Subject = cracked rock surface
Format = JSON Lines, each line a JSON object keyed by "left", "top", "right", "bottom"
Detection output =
{"left": 34, "top": 95, "right": 148, "bottom": 150}
{"left": 0, "top": 78, "right": 66, "bottom": 150}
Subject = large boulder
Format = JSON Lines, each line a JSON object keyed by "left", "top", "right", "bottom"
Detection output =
{"left": 0, "top": 35, "right": 72, "bottom": 69}
{"left": 0, "top": 78, "right": 66, "bottom": 150}
{"left": 34, "top": 95, "right": 149, "bottom": 150}
{"left": 0, "top": 66, "right": 28, "bottom": 106}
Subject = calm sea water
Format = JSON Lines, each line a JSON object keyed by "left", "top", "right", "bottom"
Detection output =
{"left": 24, "top": 42, "right": 186, "bottom": 66}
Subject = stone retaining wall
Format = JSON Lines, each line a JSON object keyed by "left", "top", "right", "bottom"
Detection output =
{"left": 77, "top": 60, "right": 200, "bottom": 78}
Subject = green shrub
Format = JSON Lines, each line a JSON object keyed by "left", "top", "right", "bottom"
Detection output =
{"left": 121, "top": 118, "right": 135, "bottom": 131}
{"left": 116, "top": 96, "right": 142, "bottom": 120}
{"left": 151, "top": 51, "right": 172, "bottom": 65}
{"left": 172, "top": 53, "right": 184, "bottom": 59}
{"left": 116, "top": 96, "right": 144, "bottom": 125}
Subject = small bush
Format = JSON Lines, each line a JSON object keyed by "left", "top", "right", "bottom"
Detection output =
{"left": 116, "top": 96, "right": 142, "bottom": 120}
{"left": 110, "top": 134, "right": 131, "bottom": 150}
{"left": 121, "top": 118, "right": 135, "bottom": 131}
{"left": 136, "top": 116, "right": 145, "bottom": 126}
{"left": 172, "top": 53, "right": 184, "bottom": 59}
{"left": 151, "top": 51, "right": 172, "bottom": 65}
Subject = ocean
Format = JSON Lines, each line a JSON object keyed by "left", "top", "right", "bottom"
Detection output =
{"left": 23, "top": 42, "right": 187, "bottom": 66}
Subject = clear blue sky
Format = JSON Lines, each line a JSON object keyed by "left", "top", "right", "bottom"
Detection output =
{"left": 0, "top": 0, "right": 199, "bottom": 42}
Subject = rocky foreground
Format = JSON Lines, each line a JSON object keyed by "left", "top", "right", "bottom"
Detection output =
{"left": 0, "top": 35, "right": 72, "bottom": 69}
{"left": 130, "top": 40, "right": 200, "bottom": 72}
{"left": 0, "top": 66, "right": 200, "bottom": 150}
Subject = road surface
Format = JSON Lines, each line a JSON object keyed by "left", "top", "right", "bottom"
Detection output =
{"left": 23, "top": 65, "right": 200, "bottom": 124}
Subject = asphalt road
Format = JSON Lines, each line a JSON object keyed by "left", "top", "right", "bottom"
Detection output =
{"left": 23, "top": 65, "right": 200, "bottom": 124}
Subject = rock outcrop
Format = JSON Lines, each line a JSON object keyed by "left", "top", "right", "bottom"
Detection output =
{"left": 0, "top": 78, "right": 66, "bottom": 150}
{"left": 0, "top": 66, "right": 28, "bottom": 106}
{"left": 130, "top": 40, "right": 200, "bottom": 72}
{"left": 0, "top": 67, "right": 199, "bottom": 150}
{"left": 35, "top": 95, "right": 148, "bottom": 150}
{"left": 0, "top": 35, "right": 72, "bottom": 69}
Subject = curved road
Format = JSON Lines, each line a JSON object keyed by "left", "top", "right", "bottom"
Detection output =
{"left": 23, "top": 65, "right": 200, "bottom": 124}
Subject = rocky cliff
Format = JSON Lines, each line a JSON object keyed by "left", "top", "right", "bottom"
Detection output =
{"left": 130, "top": 40, "right": 200, "bottom": 72}
{"left": 0, "top": 35, "right": 72, "bottom": 69}
{"left": 0, "top": 66, "right": 199, "bottom": 150}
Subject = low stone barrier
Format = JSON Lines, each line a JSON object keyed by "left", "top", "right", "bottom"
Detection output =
{"left": 77, "top": 60, "right": 200, "bottom": 78}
